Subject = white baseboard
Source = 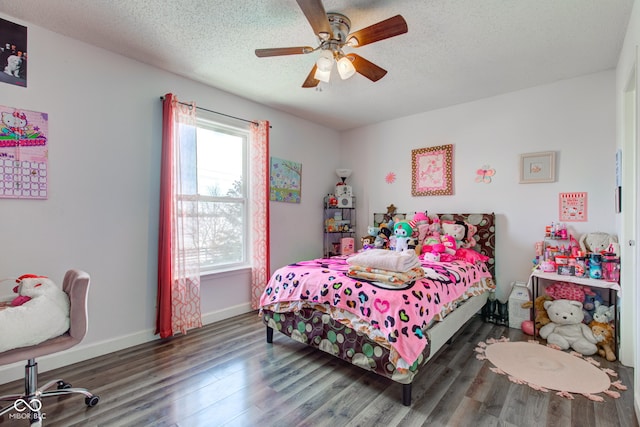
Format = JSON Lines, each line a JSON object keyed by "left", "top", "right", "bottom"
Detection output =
{"left": 0, "top": 303, "right": 253, "bottom": 385}
{"left": 202, "top": 302, "right": 252, "bottom": 325}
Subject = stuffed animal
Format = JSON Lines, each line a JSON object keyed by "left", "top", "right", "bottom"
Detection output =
{"left": 422, "top": 252, "right": 440, "bottom": 262}
{"left": 441, "top": 221, "right": 467, "bottom": 248}
{"left": 590, "top": 321, "right": 616, "bottom": 361}
{"left": 440, "top": 234, "right": 457, "bottom": 255}
{"left": 521, "top": 294, "right": 552, "bottom": 332}
{"left": 539, "top": 299, "right": 598, "bottom": 355}
{"left": 412, "top": 211, "right": 429, "bottom": 226}
{"left": 579, "top": 232, "right": 619, "bottom": 255}
{"left": 374, "top": 225, "right": 392, "bottom": 249}
{"left": 0, "top": 274, "right": 70, "bottom": 353}
{"left": 361, "top": 235, "right": 375, "bottom": 250}
{"left": 393, "top": 220, "right": 414, "bottom": 252}
{"left": 592, "top": 301, "right": 615, "bottom": 324}
{"left": 582, "top": 293, "right": 604, "bottom": 324}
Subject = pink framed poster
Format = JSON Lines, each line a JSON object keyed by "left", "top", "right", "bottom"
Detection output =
{"left": 559, "top": 192, "right": 587, "bottom": 222}
{"left": 411, "top": 144, "right": 454, "bottom": 196}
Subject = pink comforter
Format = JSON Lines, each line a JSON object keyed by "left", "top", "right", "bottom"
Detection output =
{"left": 260, "top": 256, "right": 491, "bottom": 364}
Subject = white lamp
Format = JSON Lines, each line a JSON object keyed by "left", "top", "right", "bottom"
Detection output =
{"left": 335, "top": 168, "right": 352, "bottom": 183}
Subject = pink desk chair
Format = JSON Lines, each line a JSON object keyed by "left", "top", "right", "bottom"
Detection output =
{"left": 0, "top": 269, "right": 99, "bottom": 425}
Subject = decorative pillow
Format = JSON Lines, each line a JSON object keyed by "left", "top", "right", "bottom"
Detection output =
{"left": 455, "top": 248, "right": 489, "bottom": 263}
{"left": 442, "top": 220, "right": 477, "bottom": 248}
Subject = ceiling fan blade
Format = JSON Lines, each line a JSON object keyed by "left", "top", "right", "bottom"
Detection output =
{"left": 302, "top": 64, "right": 320, "bottom": 88}
{"left": 347, "top": 15, "right": 408, "bottom": 47}
{"left": 296, "top": 0, "right": 332, "bottom": 39}
{"left": 348, "top": 54, "right": 387, "bottom": 82}
{"left": 255, "top": 46, "right": 314, "bottom": 57}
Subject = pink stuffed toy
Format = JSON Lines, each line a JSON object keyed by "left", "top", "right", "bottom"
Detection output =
{"left": 441, "top": 234, "right": 457, "bottom": 255}
{"left": 545, "top": 282, "right": 594, "bottom": 302}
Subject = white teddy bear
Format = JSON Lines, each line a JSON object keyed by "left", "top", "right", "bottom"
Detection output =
{"left": 0, "top": 274, "right": 70, "bottom": 353}
{"left": 539, "top": 299, "right": 598, "bottom": 356}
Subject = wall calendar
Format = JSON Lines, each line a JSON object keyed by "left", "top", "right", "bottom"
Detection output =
{"left": 0, "top": 105, "right": 48, "bottom": 199}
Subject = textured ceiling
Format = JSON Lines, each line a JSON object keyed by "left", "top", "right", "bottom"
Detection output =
{"left": 0, "top": 0, "right": 633, "bottom": 131}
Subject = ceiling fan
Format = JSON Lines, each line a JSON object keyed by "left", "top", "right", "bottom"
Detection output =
{"left": 255, "top": 0, "right": 408, "bottom": 88}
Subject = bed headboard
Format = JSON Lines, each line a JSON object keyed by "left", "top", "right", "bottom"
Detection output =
{"left": 372, "top": 212, "right": 496, "bottom": 279}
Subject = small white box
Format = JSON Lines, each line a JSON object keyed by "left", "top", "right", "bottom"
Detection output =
{"left": 508, "top": 282, "right": 531, "bottom": 329}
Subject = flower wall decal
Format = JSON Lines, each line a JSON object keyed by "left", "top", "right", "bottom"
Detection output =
{"left": 385, "top": 172, "right": 396, "bottom": 184}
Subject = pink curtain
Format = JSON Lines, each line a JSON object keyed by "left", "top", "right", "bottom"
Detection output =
{"left": 156, "top": 93, "right": 202, "bottom": 338}
{"left": 250, "top": 121, "right": 270, "bottom": 309}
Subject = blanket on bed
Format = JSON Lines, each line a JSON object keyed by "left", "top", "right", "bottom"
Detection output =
{"left": 347, "top": 265, "right": 425, "bottom": 286}
{"left": 346, "top": 249, "right": 422, "bottom": 272}
{"left": 260, "top": 256, "right": 491, "bottom": 365}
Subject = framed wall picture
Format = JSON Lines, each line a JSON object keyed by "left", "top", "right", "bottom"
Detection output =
{"left": 559, "top": 192, "right": 587, "bottom": 222}
{"left": 269, "top": 156, "right": 302, "bottom": 203}
{"left": 411, "top": 144, "right": 454, "bottom": 196}
{"left": 519, "top": 151, "right": 556, "bottom": 183}
{"left": 0, "top": 17, "right": 28, "bottom": 87}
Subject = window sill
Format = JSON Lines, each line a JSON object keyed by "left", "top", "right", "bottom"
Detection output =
{"left": 201, "top": 265, "right": 251, "bottom": 280}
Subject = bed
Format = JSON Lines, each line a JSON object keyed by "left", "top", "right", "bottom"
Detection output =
{"left": 259, "top": 213, "right": 496, "bottom": 406}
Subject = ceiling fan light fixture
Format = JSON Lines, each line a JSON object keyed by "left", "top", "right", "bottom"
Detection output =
{"left": 346, "top": 37, "right": 359, "bottom": 48}
{"left": 316, "top": 50, "right": 334, "bottom": 72}
{"left": 314, "top": 67, "right": 331, "bottom": 83}
{"left": 337, "top": 56, "right": 356, "bottom": 80}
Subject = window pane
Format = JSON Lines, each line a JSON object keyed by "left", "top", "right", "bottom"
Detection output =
{"left": 197, "top": 198, "right": 245, "bottom": 269}
{"left": 197, "top": 127, "right": 243, "bottom": 197}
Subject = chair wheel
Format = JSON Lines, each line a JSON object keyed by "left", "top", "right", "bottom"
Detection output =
{"left": 85, "top": 395, "right": 100, "bottom": 407}
{"left": 57, "top": 381, "right": 72, "bottom": 389}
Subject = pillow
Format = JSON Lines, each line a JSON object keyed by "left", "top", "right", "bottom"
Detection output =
{"left": 455, "top": 247, "right": 489, "bottom": 263}
{"left": 442, "top": 220, "right": 477, "bottom": 248}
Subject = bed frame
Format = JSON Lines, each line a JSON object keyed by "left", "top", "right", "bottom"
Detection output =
{"left": 262, "top": 213, "right": 496, "bottom": 406}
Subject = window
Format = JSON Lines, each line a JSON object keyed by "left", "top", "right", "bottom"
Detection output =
{"left": 194, "top": 117, "right": 249, "bottom": 272}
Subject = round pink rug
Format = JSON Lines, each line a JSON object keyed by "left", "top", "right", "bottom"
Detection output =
{"left": 476, "top": 339, "right": 627, "bottom": 400}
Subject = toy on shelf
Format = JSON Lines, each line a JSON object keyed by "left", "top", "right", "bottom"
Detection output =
{"left": 579, "top": 232, "right": 619, "bottom": 255}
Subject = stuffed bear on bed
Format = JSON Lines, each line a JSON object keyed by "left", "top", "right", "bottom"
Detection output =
{"left": 0, "top": 274, "right": 70, "bottom": 353}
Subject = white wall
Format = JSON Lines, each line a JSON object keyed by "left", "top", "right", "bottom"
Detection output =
{"left": 0, "top": 15, "right": 341, "bottom": 383}
{"left": 342, "top": 71, "right": 617, "bottom": 303}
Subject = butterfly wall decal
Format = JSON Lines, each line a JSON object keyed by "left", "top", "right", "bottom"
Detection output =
{"left": 475, "top": 165, "right": 495, "bottom": 183}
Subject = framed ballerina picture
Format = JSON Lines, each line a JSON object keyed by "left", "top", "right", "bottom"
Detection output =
{"left": 411, "top": 144, "right": 454, "bottom": 196}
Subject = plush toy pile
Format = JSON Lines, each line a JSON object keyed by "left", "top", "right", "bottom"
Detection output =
{"left": 520, "top": 281, "right": 616, "bottom": 360}
{"left": 0, "top": 274, "right": 70, "bottom": 353}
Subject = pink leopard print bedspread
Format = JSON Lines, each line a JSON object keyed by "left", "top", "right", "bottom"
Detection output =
{"left": 260, "top": 256, "right": 491, "bottom": 364}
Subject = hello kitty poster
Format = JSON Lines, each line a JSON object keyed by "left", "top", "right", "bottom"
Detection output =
{"left": 0, "top": 105, "right": 48, "bottom": 199}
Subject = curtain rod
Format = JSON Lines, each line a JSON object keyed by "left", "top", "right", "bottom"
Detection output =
{"left": 160, "top": 96, "right": 271, "bottom": 128}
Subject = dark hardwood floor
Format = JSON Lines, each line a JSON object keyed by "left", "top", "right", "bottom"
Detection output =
{"left": 0, "top": 311, "right": 636, "bottom": 427}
